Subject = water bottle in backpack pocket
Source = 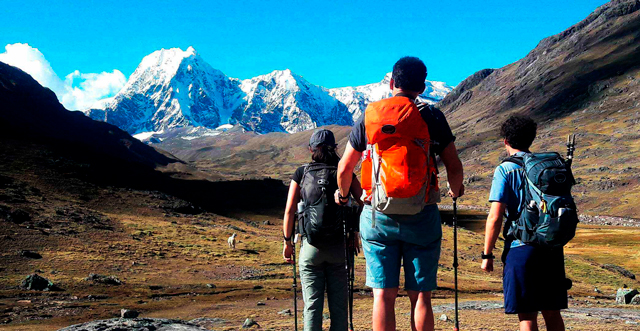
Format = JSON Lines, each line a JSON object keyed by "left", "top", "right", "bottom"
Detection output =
{"left": 534, "top": 195, "right": 578, "bottom": 247}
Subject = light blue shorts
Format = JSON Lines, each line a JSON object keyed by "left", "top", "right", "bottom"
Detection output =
{"left": 360, "top": 204, "right": 442, "bottom": 292}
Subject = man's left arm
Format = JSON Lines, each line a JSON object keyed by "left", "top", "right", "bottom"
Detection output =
{"left": 440, "top": 141, "right": 464, "bottom": 198}
{"left": 419, "top": 104, "right": 464, "bottom": 198}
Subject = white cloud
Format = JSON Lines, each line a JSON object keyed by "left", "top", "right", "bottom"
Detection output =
{"left": 62, "top": 69, "right": 126, "bottom": 110}
{"left": 0, "top": 43, "right": 126, "bottom": 110}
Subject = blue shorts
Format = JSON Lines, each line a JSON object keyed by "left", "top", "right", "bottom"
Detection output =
{"left": 360, "top": 204, "right": 442, "bottom": 292}
{"left": 503, "top": 245, "right": 568, "bottom": 314}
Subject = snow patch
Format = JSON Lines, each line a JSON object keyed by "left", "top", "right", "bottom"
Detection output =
{"left": 133, "top": 131, "right": 163, "bottom": 141}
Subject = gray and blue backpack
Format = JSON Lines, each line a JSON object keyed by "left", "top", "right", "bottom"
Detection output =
{"left": 503, "top": 152, "right": 579, "bottom": 248}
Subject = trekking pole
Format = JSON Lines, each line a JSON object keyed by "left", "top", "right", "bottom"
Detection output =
{"left": 292, "top": 234, "right": 299, "bottom": 331}
{"left": 342, "top": 207, "right": 355, "bottom": 331}
{"left": 349, "top": 251, "right": 355, "bottom": 331}
{"left": 452, "top": 197, "right": 460, "bottom": 331}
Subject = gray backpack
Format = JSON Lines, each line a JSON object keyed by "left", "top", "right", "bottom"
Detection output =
{"left": 297, "top": 163, "right": 341, "bottom": 247}
{"left": 503, "top": 152, "right": 579, "bottom": 248}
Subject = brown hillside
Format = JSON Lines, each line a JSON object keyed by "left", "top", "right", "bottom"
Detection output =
{"left": 156, "top": 125, "right": 354, "bottom": 181}
{"left": 437, "top": 0, "right": 640, "bottom": 217}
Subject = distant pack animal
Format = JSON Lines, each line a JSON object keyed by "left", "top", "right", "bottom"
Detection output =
{"left": 228, "top": 233, "right": 237, "bottom": 249}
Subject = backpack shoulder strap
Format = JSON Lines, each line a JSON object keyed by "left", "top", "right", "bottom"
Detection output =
{"left": 301, "top": 163, "right": 337, "bottom": 187}
{"left": 300, "top": 163, "right": 311, "bottom": 188}
{"left": 305, "top": 163, "right": 337, "bottom": 172}
{"left": 501, "top": 155, "right": 524, "bottom": 167}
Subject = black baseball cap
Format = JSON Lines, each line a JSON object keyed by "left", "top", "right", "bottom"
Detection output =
{"left": 309, "top": 129, "right": 337, "bottom": 148}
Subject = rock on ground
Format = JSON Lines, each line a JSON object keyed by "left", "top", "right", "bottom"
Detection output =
{"left": 278, "top": 309, "right": 292, "bottom": 316}
{"left": 242, "top": 318, "right": 259, "bottom": 328}
{"left": 85, "top": 273, "right": 122, "bottom": 285}
{"left": 20, "top": 250, "right": 42, "bottom": 259}
{"left": 616, "top": 288, "right": 640, "bottom": 304}
{"left": 57, "top": 318, "right": 208, "bottom": 330}
{"left": 121, "top": 309, "right": 140, "bottom": 318}
{"left": 189, "top": 317, "right": 227, "bottom": 329}
{"left": 20, "top": 274, "right": 58, "bottom": 291}
{"left": 603, "top": 264, "right": 636, "bottom": 280}
{"left": 432, "top": 300, "right": 504, "bottom": 313}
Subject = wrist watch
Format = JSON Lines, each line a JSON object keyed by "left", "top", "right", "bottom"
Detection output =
{"left": 481, "top": 252, "right": 495, "bottom": 260}
{"left": 338, "top": 193, "right": 349, "bottom": 205}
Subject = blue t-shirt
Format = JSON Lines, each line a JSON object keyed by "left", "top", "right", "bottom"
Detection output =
{"left": 488, "top": 152, "right": 527, "bottom": 248}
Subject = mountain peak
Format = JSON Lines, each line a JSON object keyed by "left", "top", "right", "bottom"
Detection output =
{"left": 133, "top": 47, "right": 199, "bottom": 83}
{"left": 382, "top": 72, "right": 392, "bottom": 83}
{"left": 242, "top": 69, "right": 307, "bottom": 93}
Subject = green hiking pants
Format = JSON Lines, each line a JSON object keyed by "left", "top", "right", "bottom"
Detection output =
{"left": 299, "top": 237, "right": 348, "bottom": 331}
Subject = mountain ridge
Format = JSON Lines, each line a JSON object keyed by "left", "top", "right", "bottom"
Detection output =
{"left": 85, "top": 49, "right": 452, "bottom": 136}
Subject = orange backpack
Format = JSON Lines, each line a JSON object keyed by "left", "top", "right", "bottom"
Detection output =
{"left": 360, "top": 96, "right": 439, "bottom": 222}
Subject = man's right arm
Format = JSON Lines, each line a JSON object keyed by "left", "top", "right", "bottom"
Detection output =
{"left": 482, "top": 201, "right": 506, "bottom": 272}
{"left": 440, "top": 141, "right": 465, "bottom": 198}
{"left": 337, "top": 142, "right": 362, "bottom": 201}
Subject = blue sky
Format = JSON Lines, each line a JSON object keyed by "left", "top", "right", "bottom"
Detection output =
{"left": 2, "top": 0, "right": 608, "bottom": 107}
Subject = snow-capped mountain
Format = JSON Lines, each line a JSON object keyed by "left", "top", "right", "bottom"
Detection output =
{"left": 237, "top": 69, "right": 352, "bottom": 133}
{"left": 86, "top": 47, "right": 452, "bottom": 139}
{"left": 328, "top": 73, "right": 453, "bottom": 120}
{"left": 85, "top": 47, "right": 245, "bottom": 134}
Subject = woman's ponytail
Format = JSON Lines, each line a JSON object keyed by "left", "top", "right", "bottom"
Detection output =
{"left": 312, "top": 144, "right": 340, "bottom": 166}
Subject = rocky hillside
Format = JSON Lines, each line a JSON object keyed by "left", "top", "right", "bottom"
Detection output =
{"left": 439, "top": 0, "right": 640, "bottom": 130}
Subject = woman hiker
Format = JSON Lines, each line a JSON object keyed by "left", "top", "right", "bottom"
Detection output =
{"left": 282, "top": 128, "right": 362, "bottom": 331}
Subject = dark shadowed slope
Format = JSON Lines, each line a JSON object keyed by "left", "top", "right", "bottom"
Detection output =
{"left": 0, "top": 61, "right": 178, "bottom": 171}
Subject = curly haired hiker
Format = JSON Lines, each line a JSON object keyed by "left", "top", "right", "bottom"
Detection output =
{"left": 481, "top": 115, "right": 569, "bottom": 331}
{"left": 336, "top": 57, "right": 465, "bottom": 331}
{"left": 282, "top": 129, "right": 363, "bottom": 331}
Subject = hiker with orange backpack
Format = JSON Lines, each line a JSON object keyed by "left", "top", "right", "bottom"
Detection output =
{"left": 336, "top": 57, "right": 464, "bottom": 331}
